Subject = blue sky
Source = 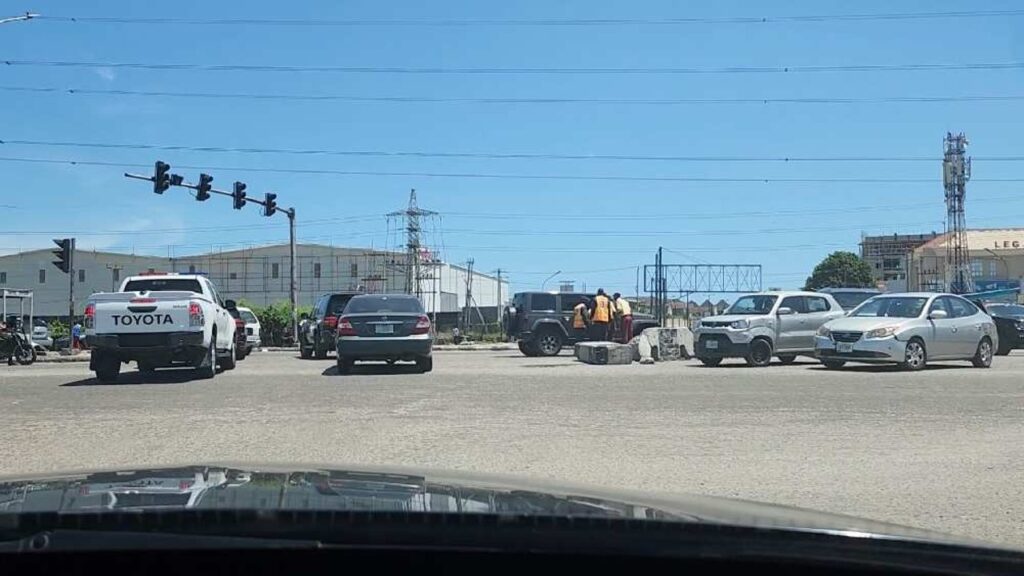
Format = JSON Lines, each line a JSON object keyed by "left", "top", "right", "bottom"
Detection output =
{"left": 2, "top": 0, "right": 1024, "bottom": 296}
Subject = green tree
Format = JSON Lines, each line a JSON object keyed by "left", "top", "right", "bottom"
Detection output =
{"left": 803, "top": 251, "right": 875, "bottom": 291}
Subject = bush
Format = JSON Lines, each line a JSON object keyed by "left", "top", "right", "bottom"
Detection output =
{"left": 241, "top": 300, "right": 311, "bottom": 346}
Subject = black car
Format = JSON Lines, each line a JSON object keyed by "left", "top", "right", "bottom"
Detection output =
{"left": 300, "top": 291, "right": 363, "bottom": 359}
{"left": 504, "top": 291, "right": 658, "bottom": 357}
{"left": 334, "top": 293, "right": 434, "bottom": 374}
{"left": 983, "top": 303, "right": 1024, "bottom": 355}
{"left": 816, "top": 287, "right": 883, "bottom": 311}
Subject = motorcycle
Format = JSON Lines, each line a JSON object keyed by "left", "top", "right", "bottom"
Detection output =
{"left": 0, "top": 330, "right": 36, "bottom": 365}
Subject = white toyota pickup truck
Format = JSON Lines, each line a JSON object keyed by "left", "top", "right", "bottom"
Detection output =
{"left": 84, "top": 273, "right": 237, "bottom": 383}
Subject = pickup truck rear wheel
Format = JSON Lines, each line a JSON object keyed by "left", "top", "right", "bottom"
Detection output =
{"left": 195, "top": 338, "right": 216, "bottom": 380}
{"left": 94, "top": 353, "right": 121, "bottom": 383}
{"left": 777, "top": 354, "right": 797, "bottom": 365}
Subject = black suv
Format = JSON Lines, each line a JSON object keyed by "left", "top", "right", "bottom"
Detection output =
{"left": 300, "top": 291, "right": 363, "bottom": 359}
{"left": 504, "top": 291, "right": 658, "bottom": 357}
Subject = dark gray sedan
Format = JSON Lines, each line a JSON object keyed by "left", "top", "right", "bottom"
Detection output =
{"left": 335, "top": 294, "right": 433, "bottom": 374}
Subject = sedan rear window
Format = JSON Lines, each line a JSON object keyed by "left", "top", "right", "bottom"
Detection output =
{"left": 345, "top": 296, "right": 424, "bottom": 314}
{"left": 123, "top": 279, "right": 203, "bottom": 293}
{"left": 850, "top": 297, "right": 928, "bottom": 318}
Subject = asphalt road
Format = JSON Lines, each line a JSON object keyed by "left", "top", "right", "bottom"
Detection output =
{"left": 2, "top": 350, "right": 1023, "bottom": 547}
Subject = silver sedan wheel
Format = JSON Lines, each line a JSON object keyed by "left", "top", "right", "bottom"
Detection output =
{"left": 903, "top": 340, "right": 926, "bottom": 371}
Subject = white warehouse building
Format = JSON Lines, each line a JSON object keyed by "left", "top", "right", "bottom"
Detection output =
{"left": 0, "top": 243, "right": 507, "bottom": 318}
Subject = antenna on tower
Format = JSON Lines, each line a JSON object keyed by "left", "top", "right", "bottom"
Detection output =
{"left": 387, "top": 189, "right": 439, "bottom": 300}
{"left": 942, "top": 132, "right": 973, "bottom": 294}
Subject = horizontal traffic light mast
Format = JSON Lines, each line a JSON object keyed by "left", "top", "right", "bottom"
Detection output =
{"left": 126, "top": 161, "right": 291, "bottom": 218}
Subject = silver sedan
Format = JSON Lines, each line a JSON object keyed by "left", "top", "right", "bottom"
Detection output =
{"left": 814, "top": 292, "right": 998, "bottom": 371}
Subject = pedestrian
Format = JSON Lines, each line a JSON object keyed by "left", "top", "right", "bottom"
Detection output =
{"left": 589, "top": 288, "right": 614, "bottom": 341}
{"left": 572, "top": 298, "right": 590, "bottom": 341}
{"left": 71, "top": 321, "right": 82, "bottom": 351}
{"left": 613, "top": 293, "right": 633, "bottom": 344}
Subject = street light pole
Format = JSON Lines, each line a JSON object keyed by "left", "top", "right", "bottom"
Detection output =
{"left": 0, "top": 12, "right": 38, "bottom": 25}
{"left": 541, "top": 270, "right": 561, "bottom": 291}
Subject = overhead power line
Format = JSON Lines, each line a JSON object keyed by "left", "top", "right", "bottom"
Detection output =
{"left": 5, "top": 85, "right": 1024, "bottom": 106}
{"left": 6, "top": 59, "right": 1024, "bottom": 75}
{"left": 33, "top": 10, "right": 1024, "bottom": 26}
{"left": 5, "top": 155, "right": 1024, "bottom": 184}
{"left": 7, "top": 137, "right": 1024, "bottom": 163}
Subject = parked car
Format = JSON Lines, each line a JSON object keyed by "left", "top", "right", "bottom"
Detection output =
{"left": 300, "top": 291, "right": 363, "bottom": 359}
{"left": 335, "top": 294, "right": 433, "bottom": 374}
{"left": 814, "top": 293, "right": 998, "bottom": 371}
{"left": 504, "top": 291, "right": 659, "bottom": 357}
{"left": 237, "top": 306, "right": 261, "bottom": 354}
{"left": 694, "top": 291, "right": 844, "bottom": 367}
{"left": 816, "top": 287, "right": 883, "bottom": 311}
{"left": 31, "top": 318, "right": 53, "bottom": 349}
{"left": 226, "top": 305, "right": 249, "bottom": 361}
{"left": 980, "top": 303, "right": 1024, "bottom": 355}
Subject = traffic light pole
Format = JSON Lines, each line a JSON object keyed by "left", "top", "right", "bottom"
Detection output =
{"left": 288, "top": 209, "right": 298, "bottom": 344}
{"left": 126, "top": 168, "right": 299, "bottom": 343}
{"left": 68, "top": 238, "right": 75, "bottom": 342}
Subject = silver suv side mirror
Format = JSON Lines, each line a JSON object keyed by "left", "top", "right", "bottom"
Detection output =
{"left": 777, "top": 307, "right": 794, "bottom": 316}
{"left": 928, "top": 309, "right": 948, "bottom": 320}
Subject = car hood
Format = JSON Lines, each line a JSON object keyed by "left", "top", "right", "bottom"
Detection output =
{"left": 824, "top": 316, "right": 914, "bottom": 331}
{"left": 0, "top": 463, "right": 998, "bottom": 549}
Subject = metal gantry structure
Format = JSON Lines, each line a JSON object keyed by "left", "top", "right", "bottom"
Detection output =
{"left": 645, "top": 247, "right": 762, "bottom": 324}
{"left": 942, "top": 132, "right": 973, "bottom": 294}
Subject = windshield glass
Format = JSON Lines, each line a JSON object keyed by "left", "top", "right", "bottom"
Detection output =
{"left": 345, "top": 296, "right": 424, "bottom": 314}
{"left": 727, "top": 295, "right": 777, "bottom": 315}
{"left": 239, "top": 310, "right": 258, "bottom": 323}
{"left": 122, "top": 279, "right": 203, "bottom": 293}
{"left": 850, "top": 297, "right": 928, "bottom": 318}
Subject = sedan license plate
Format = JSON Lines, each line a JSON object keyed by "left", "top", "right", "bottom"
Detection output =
{"left": 705, "top": 340, "right": 719, "bottom": 350}
{"left": 837, "top": 342, "right": 854, "bottom": 354}
{"left": 375, "top": 324, "right": 394, "bottom": 335}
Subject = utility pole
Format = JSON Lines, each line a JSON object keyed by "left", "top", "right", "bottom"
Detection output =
{"left": 943, "top": 132, "right": 973, "bottom": 294}
{"left": 494, "top": 268, "right": 503, "bottom": 337}
{"left": 464, "top": 258, "right": 475, "bottom": 333}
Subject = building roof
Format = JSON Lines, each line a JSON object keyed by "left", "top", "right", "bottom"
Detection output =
{"left": 916, "top": 228, "right": 1024, "bottom": 252}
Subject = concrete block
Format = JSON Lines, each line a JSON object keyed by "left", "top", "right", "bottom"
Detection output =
{"left": 575, "top": 341, "right": 634, "bottom": 365}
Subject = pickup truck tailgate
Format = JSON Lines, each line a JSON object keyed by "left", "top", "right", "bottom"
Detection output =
{"left": 90, "top": 291, "right": 201, "bottom": 334}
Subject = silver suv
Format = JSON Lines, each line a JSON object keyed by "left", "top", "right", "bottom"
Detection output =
{"left": 694, "top": 291, "right": 844, "bottom": 367}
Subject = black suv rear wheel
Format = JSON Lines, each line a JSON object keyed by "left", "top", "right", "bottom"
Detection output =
{"left": 535, "top": 329, "right": 564, "bottom": 357}
{"left": 518, "top": 341, "right": 539, "bottom": 357}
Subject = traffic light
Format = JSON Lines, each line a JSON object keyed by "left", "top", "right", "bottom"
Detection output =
{"left": 52, "top": 238, "right": 72, "bottom": 273}
{"left": 196, "top": 173, "right": 213, "bottom": 201}
{"left": 153, "top": 161, "right": 171, "bottom": 194}
{"left": 232, "top": 181, "right": 247, "bottom": 210}
{"left": 263, "top": 193, "right": 277, "bottom": 217}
